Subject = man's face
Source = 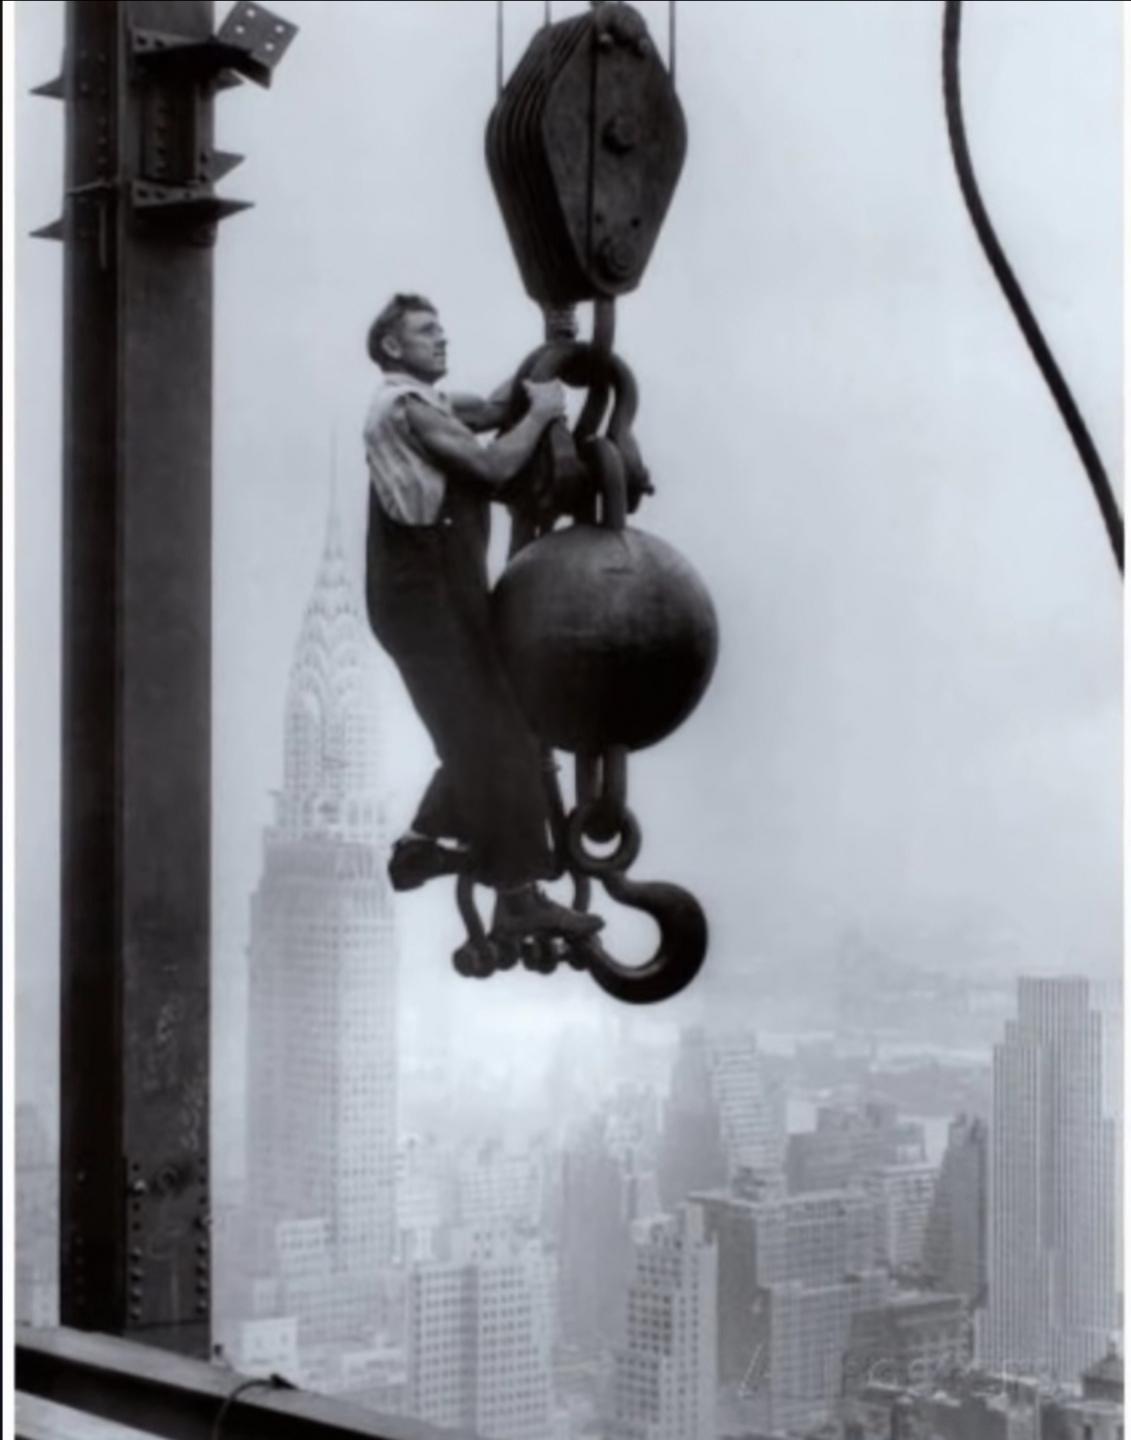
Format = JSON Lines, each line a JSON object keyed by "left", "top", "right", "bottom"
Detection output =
{"left": 386, "top": 308, "right": 447, "bottom": 383}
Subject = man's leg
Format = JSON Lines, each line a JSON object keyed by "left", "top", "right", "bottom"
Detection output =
{"left": 366, "top": 492, "right": 551, "bottom": 880}
{"left": 387, "top": 768, "right": 469, "bottom": 893}
{"left": 367, "top": 491, "right": 598, "bottom": 935}
{"left": 380, "top": 620, "right": 551, "bottom": 885}
{"left": 411, "top": 767, "right": 458, "bottom": 839}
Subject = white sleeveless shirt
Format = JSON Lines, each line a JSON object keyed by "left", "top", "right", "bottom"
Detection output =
{"left": 363, "top": 372, "right": 455, "bottom": 526}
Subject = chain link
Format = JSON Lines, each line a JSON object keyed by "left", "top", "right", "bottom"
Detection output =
{"left": 568, "top": 302, "right": 632, "bottom": 875}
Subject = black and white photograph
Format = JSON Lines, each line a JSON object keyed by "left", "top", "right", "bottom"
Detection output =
{"left": 6, "top": 2, "right": 1124, "bottom": 1438}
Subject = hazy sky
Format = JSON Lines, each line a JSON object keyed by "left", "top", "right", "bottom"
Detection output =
{"left": 15, "top": 1, "right": 1122, "bottom": 1137}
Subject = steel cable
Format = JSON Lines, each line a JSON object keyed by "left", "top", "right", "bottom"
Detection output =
{"left": 942, "top": 0, "right": 1122, "bottom": 576}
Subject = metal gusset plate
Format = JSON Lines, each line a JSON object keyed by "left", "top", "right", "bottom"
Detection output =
{"left": 215, "top": 2, "right": 299, "bottom": 86}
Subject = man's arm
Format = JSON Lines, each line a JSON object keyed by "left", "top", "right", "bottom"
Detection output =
{"left": 405, "top": 381, "right": 565, "bottom": 491}
{"left": 448, "top": 379, "right": 513, "bottom": 434}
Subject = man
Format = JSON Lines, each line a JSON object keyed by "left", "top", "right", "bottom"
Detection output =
{"left": 363, "top": 293, "right": 602, "bottom": 942}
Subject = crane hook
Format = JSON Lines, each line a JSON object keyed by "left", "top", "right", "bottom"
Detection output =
{"left": 581, "top": 871, "right": 708, "bottom": 1004}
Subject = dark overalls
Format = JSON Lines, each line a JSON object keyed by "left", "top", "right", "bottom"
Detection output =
{"left": 365, "top": 482, "right": 555, "bottom": 890}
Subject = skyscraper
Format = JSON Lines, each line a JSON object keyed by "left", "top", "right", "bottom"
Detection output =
{"left": 396, "top": 1134, "right": 455, "bottom": 1266}
{"left": 786, "top": 1100, "right": 926, "bottom": 1195}
{"left": 407, "top": 1228, "right": 555, "bottom": 1440}
{"left": 243, "top": 497, "right": 398, "bottom": 1335}
{"left": 697, "top": 1187, "right": 888, "bottom": 1433}
{"left": 984, "top": 977, "right": 1116, "bottom": 1381}
{"left": 557, "top": 1111, "right": 652, "bottom": 1359}
{"left": 609, "top": 1203, "right": 718, "bottom": 1440}
{"left": 658, "top": 1028, "right": 785, "bottom": 1210}
{"left": 862, "top": 1163, "right": 937, "bottom": 1272}
{"left": 456, "top": 1137, "right": 549, "bottom": 1236}
{"left": 923, "top": 1114, "right": 987, "bottom": 1305}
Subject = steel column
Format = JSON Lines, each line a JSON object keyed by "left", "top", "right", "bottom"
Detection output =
{"left": 59, "top": 0, "right": 216, "bottom": 1358}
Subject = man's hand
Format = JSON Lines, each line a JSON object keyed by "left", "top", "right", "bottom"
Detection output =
{"left": 523, "top": 379, "right": 567, "bottom": 424}
{"left": 405, "top": 377, "right": 569, "bottom": 493}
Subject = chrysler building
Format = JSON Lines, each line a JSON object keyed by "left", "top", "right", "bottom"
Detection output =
{"left": 244, "top": 493, "right": 399, "bottom": 1319}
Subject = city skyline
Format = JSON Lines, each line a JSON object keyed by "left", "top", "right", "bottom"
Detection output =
{"left": 17, "top": 963, "right": 1123, "bottom": 1438}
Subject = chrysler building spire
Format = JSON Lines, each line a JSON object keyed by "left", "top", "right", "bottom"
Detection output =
{"left": 276, "top": 484, "right": 385, "bottom": 841}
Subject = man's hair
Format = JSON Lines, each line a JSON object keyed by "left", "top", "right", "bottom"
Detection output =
{"left": 367, "top": 293, "right": 436, "bottom": 370}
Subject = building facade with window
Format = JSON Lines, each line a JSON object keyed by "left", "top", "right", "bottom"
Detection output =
{"left": 407, "top": 1228, "right": 555, "bottom": 1440}
{"left": 609, "top": 1203, "right": 718, "bottom": 1440}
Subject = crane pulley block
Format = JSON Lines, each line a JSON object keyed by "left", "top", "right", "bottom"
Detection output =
{"left": 486, "top": 1, "right": 686, "bottom": 307}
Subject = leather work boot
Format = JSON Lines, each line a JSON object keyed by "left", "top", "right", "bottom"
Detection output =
{"left": 491, "top": 886, "right": 604, "bottom": 941}
{"left": 388, "top": 834, "right": 468, "bottom": 893}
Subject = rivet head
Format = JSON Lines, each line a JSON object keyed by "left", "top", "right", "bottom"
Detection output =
{"left": 596, "top": 234, "right": 637, "bottom": 282}
{"left": 603, "top": 113, "right": 640, "bottom": 155}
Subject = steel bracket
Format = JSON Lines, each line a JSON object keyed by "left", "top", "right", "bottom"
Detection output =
{"left": 131, "top": 28, "right": 261, "bottom": 89}
{"left": 131, "top": 2, "right": 297, "bottom": 90}
{"left": 31, "top": 73, "right": 66, "bottom": 99}
{"left": 216, "top": 1, "right": 299, "bottom": 86}
{"left": 131, "top": 179, "right": 252, "bottom": 224}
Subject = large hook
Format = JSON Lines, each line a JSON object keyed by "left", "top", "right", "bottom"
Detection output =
{"left": 581, "top": 870, "right": 707, "bottom": 1004}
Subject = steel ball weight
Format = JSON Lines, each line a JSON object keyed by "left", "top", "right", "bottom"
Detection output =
{"left": 492, "top": 523, "right": 718, "bottom": 753}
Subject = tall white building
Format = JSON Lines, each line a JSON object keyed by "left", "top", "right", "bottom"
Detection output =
{"left": 243, "top": 498, "right": 398, "bottom": 1334}
{"left": 610, "top": 1203, "right": 718, "bottom": 1440}
{"left": 659, "top": 1028, "right": 785, "bottom": 1209}
{"left": 407, "top": 1228, "right": 554, "bottom": 1440}
{"left": 984, "top": 977, "right": 1117, "bottom": 1381}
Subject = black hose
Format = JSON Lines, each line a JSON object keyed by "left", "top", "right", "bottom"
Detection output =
{"left": 942, "top": 0, "right": 1123, "bottom": 576}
